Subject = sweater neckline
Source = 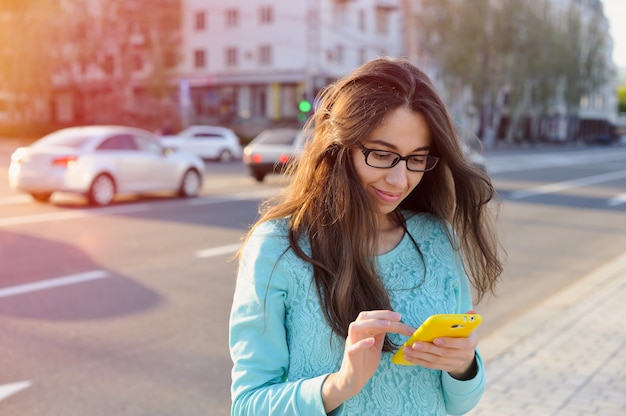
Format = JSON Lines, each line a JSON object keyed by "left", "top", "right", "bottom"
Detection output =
{"left": 376, "top": 230, "right": 411, "bottom": 262}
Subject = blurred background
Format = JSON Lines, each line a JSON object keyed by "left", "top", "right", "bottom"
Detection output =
{"left": 0, "top": 0, "right": 624, "bottom": 145}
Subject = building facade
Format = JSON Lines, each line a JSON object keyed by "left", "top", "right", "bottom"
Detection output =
{"left": 179, "top": 0, "right": 403, "bottom": 134}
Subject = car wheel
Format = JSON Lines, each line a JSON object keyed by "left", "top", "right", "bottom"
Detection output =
{"left": 87, "top": 174, "right": 116, "bottom": 206}
{"left": 252, "top": 171, "right": 266, "bottom": 182}
{"left": 29, "top": 192, "right": 52, "bottom": 203}
{"left": 218, "top": 149, "right": 234, "bottom": 163}
{"left": 178, "top": 169, "right": 202, "bottom": 197}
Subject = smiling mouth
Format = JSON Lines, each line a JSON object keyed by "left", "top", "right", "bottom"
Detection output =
{"left": 374, "top": 188, "right": 403, "bottom": 203}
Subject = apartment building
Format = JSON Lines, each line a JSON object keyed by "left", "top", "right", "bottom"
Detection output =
{"left": 179, "top": 0, "right": 403, "bottom": 132}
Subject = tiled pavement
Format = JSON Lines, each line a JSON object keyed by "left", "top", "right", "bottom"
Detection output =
{"left": 467, "top": 252, "right": 626, "bottom": 416}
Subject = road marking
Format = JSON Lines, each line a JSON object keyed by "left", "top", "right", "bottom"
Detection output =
{"left": 0, "top": 195, "right": 31, "bottom": 205}
{"left": 509, "top": 170, "right": 626, "bottom": 199}
{"left": 0, "top": 381, "right": 31, "bottom": 401}
{"left": 189, "top": 189, "right": 277, "bottom": 206}
{"left": 196, "top": 243, "right": 241, "bottom": 258}
{"left": 0, "top": 204, "right": 149, "bottom": 227}
{"left": 487, "top": 151, "right": 626, "bottom": 174}
{"left": 0, "top": 270, "right": 108, "bottom": 299}
{"left": 0, "top": 191, "right": 278, "bottom": 227}
{"left": 608, "top": 193, "right": 626, "bottom": 207}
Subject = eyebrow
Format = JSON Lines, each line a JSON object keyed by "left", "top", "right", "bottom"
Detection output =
{"left": 367, "top": 139, "right": 431, "bottom": 153}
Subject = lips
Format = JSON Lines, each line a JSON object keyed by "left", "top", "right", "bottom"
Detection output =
{"left": 374, "top": 188, "right": 403, "bottom": 203}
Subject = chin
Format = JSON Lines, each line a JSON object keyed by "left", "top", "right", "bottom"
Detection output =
{"left": 378, "top": 204, "right": 400, "bottom": 215}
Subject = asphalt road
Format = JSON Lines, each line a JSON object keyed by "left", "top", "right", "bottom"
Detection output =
{"left": 0, "top": 142, "right": 625, "bottom": 415}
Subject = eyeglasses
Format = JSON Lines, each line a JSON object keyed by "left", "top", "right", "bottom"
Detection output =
{"left": 359, "top": 144, "right": 439, "bottom": 172}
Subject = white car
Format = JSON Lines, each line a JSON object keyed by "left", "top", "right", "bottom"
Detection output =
{"left": 243, "top": 128, "right": 306, "bottom": 182}
{"left": 9, "top": 125, "right": 205, "bottom": 206}
{"left": 160, "top": 125, "right": 243, "bottom": 162}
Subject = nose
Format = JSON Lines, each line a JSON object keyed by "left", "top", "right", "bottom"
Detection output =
{"left": 384, "top": 160, "right": 410, "bottom": 188}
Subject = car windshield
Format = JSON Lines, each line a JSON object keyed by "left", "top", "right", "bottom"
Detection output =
{"left": 33, "top": 130, "right": 91, "bottom": 148}
{"left": 253, "top": 130, "right": 298, "bottom": 145}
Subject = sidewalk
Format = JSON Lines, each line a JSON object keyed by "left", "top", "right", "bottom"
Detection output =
{"left": 468, "top": 252, "right": 626, "bottom": 416}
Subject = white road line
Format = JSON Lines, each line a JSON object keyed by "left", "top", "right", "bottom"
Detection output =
{"left": 0, "top": 191, "right": 277, "bottom": 227}
{"left": 0, "top": 195, "right": 31, "bottom": 205}
{"left": 608, "top": 193, "right": 626, "bottom": 207}
{"left": 196, "top": 243, "right": 241, "bottom": 258}
{"left": 509, "top": 170, "right": 626, "bottom": 199}
{"left": 189, "top": 189, "right": 277, "bottom": 206}
{"left": 0, "top": 380, "right": 31, "bottom": 401}
{"left": 487, "top": 151, "right": 626, "bottom": 174}
{"left": 0, "top": 204, "right": 149, "bottom": 227}
{"left": 0, "top": 270, "right": 108, "bottom": 299}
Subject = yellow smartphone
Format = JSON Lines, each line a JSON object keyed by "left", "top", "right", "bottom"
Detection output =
{"left": 391, "top": 313, "right": 482, "bottom": 365}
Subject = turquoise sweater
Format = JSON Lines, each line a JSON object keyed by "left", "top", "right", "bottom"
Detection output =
{"left": 229, "top": 213, "right": 485, "bottom": 415}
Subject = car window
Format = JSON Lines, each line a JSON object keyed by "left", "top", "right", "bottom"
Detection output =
{"left": 192, "top": 133, "right": 225, "bottom": 140}
{"left": 134, "top": 135, "right": 162, "bottom": 152}
{"left": 254, "top": 130, "right": 297, "bottom": 145}
{"left": 97, "top": 134, "right": 138, "bottom": 151}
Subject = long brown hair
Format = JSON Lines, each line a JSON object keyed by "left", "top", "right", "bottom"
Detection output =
{"left": 240, "top": 57, "right": 502, "bottom": 351}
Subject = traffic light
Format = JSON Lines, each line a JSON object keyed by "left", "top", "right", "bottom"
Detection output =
{"left": 298, "top": 99, "right": 312, "bottom": 113}
{"left": 297, "top": 98, "right": 312, "bottom": 122}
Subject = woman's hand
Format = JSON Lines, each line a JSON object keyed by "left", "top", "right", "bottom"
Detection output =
{"left": 321, "top": 310, "right": 414, "bottom": 413}
{"left": 401, "top": 310, "right": 479, "bottom": 379}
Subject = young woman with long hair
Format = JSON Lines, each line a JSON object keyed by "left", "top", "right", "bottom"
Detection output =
{"left": 229, "top": 57, "right": 503, "bottom": 415}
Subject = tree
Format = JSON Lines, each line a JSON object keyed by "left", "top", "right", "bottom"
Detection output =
{"left": 0, "top": 0, "right": 67, "bottom": 123}
{"left": 0, "top": 0, "right": 181, "bottom": 128}
{"left": 413, "top": 0, "right": 611, "bottom": 146}
{"left": 618, "top": 84, "right": 626, "bottom": 113}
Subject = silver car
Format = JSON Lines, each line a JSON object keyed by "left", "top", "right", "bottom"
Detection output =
{"left": 9, "top": 125, "right": 205, "bottom": 206}
{"left": 160, "top": 125, "right": 243, "bottom": 162}
{"left": 242, "top": 128, "right": 306, "bottom": 182}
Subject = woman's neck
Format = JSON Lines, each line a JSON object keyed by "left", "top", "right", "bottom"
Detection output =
{"left": 376, "top": 212, "right": 405, "bottom": 255}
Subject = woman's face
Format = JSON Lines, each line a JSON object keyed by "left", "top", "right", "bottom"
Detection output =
{"left": 352, "top": 106, "right": 433, "bottom": 218}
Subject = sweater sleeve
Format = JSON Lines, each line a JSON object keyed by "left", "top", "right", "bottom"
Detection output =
{"left": 441, "top": 243, "right": 486, "bottom": 415}
{"left": 229, "top": 224, "right": 329, "bottom": 416}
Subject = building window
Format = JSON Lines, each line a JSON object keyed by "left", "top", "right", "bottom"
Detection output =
{"left": 259, "top": 45, "right": 272, "bottom": 65}
{"left": 358, "top": 10, "right": 366, "bottom": 31}
{"left": 225, "top": 47, "right": 238, "bottom": 67}
{"left": 195, "top": 11, "right": 206, "bottom": 31}
{"left": 132, "top": 53, "right": 144, "bottom": 71}
{"left": 375, "top": 8, "right": 390, "bottom": 35}
{"left": 594, "top": 95, "right": 603, "bottom": 109}
{"left": 259, "top": 5, "right": 273, "bottom": 24}
{"left": 580, "top": 96, "right": 589, "bottom": 109}
{"left": 335, "top": 44, "right": 344, "bottom": 65}
{"left": 225, "top": 9, "right": 239, "bottom": 27}
{"left": 194, "top": 49, "right": 206, "bottom": 68}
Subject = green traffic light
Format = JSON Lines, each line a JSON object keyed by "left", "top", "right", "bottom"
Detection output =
{"left": 298, "top": 100, "right": 312, "bottom": 113}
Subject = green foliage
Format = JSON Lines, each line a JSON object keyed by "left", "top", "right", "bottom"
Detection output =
{"left": 414, "top": 0, "right": 612, "bottom": 143}
{"left": 618, "top": 85, "right": 626, "bottom": 113}
{"left": 0, "top": 0, "right": 181, "bottom": 126}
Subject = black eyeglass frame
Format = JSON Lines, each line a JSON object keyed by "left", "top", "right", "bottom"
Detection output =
{"left": 359, "top": 143, "right": 439, "bottom": 172}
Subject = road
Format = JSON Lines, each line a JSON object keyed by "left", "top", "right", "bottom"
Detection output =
{"left": 0, "top": 142, "right": 625, "bottom": 415}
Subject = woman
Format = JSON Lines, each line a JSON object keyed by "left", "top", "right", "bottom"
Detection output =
{"left": 229, "top": 57, "right": 503, "bottom": 415}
